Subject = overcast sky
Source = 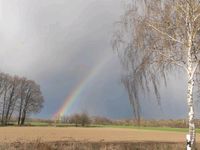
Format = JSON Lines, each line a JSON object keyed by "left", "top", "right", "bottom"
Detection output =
{"left": 0, "top": 0, "right": 198, "bottom": 120}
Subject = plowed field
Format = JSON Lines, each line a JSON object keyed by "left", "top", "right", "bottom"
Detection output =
{"left": 0, "top": 127, "right": 199, "bottom": 144}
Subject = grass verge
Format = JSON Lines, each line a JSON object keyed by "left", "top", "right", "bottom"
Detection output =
{"left": 0, "top": 141, "right": 199, "bottom": 150}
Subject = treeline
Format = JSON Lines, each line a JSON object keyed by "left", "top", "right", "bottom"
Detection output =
{"left": 57, "top": 113, "right": 117, "bottom": 127}
{"left": 0, "top": 72, "right": 44, "bottom": 126}
{"left": 56, "top": 113, "right": 200, "bottom": 128}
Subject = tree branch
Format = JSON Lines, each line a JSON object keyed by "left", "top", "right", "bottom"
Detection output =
{"left": 147, "top": 23, "right": 185, "bottom": 45}
{"left": 152, "top": 49, "right": 188, "bottom": 72}
{"left": 194, "top": 13, "right": 200, "bottom": 21}
{"left": 190, "top": 61, "right": 200, "bottom": 80}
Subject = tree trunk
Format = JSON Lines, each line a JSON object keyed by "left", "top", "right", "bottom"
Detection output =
{"left": 18, "top": 99, "right": 23, "bottom": 125}
{"left": 18, "top": 109, "right": 22, "bottom": 125}
{"left": 21, "top": 110, "right": 26, "bottom": 125}
{"left": 8, "top": 99, "right": 17, "bottom": 122}
{"left": 1, "top": 89, "right": 7, "bottom": 125}
{"left": 20, "top": 89, "right": 31, "bottom": 125}
{"left": 5, "top": 87, "right": 14, "bottom": 125}
{"left": 187, "top": 77, "right": 195, "bottom": 148}
{"left": 186, "top": 4, "right": 196, "bottom": 146}
{"left": 186, "top": 47, "right": 196, "bottom": 149}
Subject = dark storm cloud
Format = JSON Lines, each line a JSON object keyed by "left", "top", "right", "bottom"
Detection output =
{"left": 0, "top": 0, "right": 193, "bottom": 119}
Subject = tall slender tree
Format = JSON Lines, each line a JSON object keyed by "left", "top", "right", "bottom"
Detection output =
{"left": 17, "top": 77, "right": 28, "bottom": 125}
{"left": 4, "top": 76, "right": 20, "bottom": 125}
{"left": 0, "top": 73, "right": 10, "bottom": 125}
{"left": 113, "top": 0, "right": 200, "bottom": 148}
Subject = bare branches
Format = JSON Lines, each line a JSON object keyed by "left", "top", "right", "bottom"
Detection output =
{"left": 190, "top": 61, "right": 200, "bottom": 80}
{"left": 0, "top": 73, "right": 44, "bottom": 125}
{"left": 113, "top": 0, "right": 200, "bottom": 123}
{"left": 147, "top": 23, "right": 185, "bottom": 45}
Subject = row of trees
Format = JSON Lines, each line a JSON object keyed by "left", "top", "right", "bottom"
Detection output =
{"left": 0, "top": 72, "right": 44, "bottom": 125}
{"left": 55, "top": 113, "right": 200, "bottom": 128}
{"left": 55, "top": 113, "right": 115, "bottom": 127}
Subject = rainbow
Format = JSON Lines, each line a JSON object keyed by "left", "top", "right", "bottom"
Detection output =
{"left": 52, "top": 55, "right": 112, "bottom": 119}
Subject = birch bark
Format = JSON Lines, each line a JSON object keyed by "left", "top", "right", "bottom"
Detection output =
{"left": 186, "top": 3, "right": 196, "bottom": 147}
{"left": 187, "top": 62, "right": 195, "bottom": 146}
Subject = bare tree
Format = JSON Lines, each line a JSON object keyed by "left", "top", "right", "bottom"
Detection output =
{"left": 0, "top": 73, "right": 10, "bottom": 125}
{"left": 19, "top": 80, "right": 44, "bottom": 125}
{"left": 68, "top": 113, "right": 91, "bottom": 127}
{"left": 113, "top": 0, "right": 200, "bottom": 148}
{"left": 0, "top": 74, "right": 20, "bottom": 125}
{"left": 4, "top": 76, "right": 20, "bottom": 125}
{"left": 70, "top": 114, "right": 81, "bottom": 127}
{"left": 80, "top": 112, "right": 91, "bottom": 127}
{"left": 17, "top": 77, "right": 28, "bottom": 125}
{"left": 0, "top": 72, "right": 44, "bottom": 126}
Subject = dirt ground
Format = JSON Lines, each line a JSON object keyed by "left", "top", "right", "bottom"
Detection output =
{"left": 0, "top": 127, "right": 199, "bottom": 144}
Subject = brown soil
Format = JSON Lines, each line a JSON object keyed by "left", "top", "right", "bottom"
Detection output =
{"left": 0, "top": 127, "right": 199, "bottom": 144}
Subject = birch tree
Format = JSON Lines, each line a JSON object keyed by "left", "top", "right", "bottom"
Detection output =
{"left": 113, "top": 0, "right": 200, "bottom": 148}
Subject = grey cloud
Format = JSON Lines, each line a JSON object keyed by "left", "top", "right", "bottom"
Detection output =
{"left": 0, "top": 0, "right": 192, "bottom": 119}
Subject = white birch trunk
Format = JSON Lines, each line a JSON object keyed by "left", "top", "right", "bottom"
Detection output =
{"left": 186, "top": 39, "right": 196, "bottom": 149}
{"left": 186, "top": 4, "right": 196, "bottom": 147}
{"left": 187, "top": 73, "right": 195, "bottom": 146}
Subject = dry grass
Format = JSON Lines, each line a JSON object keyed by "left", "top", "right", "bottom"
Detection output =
{"left": 1, "top": 141, "right": 200, "bottom": 150}
{"left": 1, "top": 127, "right": 200, "bottom": 149}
